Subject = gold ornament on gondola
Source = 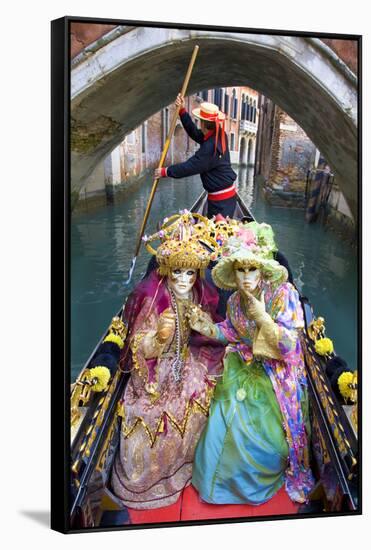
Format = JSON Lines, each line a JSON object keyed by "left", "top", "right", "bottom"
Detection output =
{"left": 349, "top": 370, "right": 358, "bottom": 431}
{"left": 70, "top": 316, "right": 127, "bottom": 437}
{"left": 143, "top": 211, "right": 219, "bottom": 277}
{"left": 107, "top": 316, "right": 127, "bottom": 340}
{"left": 308, "top": 316, "right": 334, "bottom": 358}
{"left": 308, "top": 316, "right": 326, "bottom": 342}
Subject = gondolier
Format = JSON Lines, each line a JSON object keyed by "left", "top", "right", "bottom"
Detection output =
{"left": 154, "top": 94, "right": 238, "bottom": 218}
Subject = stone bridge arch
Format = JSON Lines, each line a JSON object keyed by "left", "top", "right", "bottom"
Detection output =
{"left": 71, "top": 26, "right": 358, "bottom": 216}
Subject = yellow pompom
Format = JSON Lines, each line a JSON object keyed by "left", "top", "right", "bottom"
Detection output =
{"left": 89, "top": 366, "right": 111, "bottom": 392}
{"left": 338, "top": 371, "right": 355, "bottom": 401}
{"left": 314, "top": 337, "right": 334, "bottom": 356}
{"left": 103, "top": 333, "right": 124, "bottom": 349}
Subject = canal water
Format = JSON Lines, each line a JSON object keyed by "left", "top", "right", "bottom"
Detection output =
{"left": 71, "top": 167, "right": 357, "bottom": 381}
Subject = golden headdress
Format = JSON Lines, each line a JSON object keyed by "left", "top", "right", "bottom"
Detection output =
{"left": 143, "top": 211, "right": 218, "bottom": 277}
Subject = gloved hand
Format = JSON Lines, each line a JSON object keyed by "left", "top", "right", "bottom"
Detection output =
{"left": 156, "top": 309, "right": 176, "bottom": 344}
{"left": 188, "top": 305, "right": 218, "bottom": 338}
{"left": 243, "top": 290, "right": 272, "bottom": 327}
{"left": 244, "top": 291, "right": 281, "bottom": 360}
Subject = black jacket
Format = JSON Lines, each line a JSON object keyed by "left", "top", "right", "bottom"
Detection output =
{"left": 166, "top": 110, "right": 237, "bottom": 193}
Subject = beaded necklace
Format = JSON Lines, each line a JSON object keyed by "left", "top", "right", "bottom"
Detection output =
{"left": 169, "top": 288, "right": 193, "bottom": 383}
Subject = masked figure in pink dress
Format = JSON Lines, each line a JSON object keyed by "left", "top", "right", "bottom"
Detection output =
{"left": 111, "top": 213, "right": 224, "bottom": 509}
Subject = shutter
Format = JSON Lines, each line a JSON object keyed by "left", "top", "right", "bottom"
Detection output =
{"left": 224, "top": 94, "right": 229, "bottom": 114}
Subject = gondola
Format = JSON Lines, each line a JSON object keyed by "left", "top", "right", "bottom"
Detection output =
{"left": 70, "top": 191, "right": 358, "bottom": 529}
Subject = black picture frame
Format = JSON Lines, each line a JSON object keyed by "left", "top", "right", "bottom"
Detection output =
{"left": 51, "top": 15, "right": 362, "bottom": 534}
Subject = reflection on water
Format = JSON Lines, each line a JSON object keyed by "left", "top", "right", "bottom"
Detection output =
{"left": 236, "top": 165, "right": 255, "bottom": 208}
{"left": 71, "top": 168, "right": 357, "bottom": 380}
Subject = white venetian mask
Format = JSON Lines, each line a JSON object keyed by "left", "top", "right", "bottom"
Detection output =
{"left": 168, "top": 267, "right": 197, "bottom": 298}
{"left": 235, "top": 265, "right": 261, "bottom": 293}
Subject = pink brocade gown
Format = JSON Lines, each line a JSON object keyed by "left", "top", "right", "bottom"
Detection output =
{"left": 111, "top": 295, "right": 218, "bottom": 509}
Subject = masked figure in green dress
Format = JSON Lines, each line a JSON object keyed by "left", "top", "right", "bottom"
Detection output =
{"left": 189, "top": 223, "right": 314, "bottom": 504}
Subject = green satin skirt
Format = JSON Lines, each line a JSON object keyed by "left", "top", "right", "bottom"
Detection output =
{"left": 192, "top": 352, "right": 309, "bottom": 504}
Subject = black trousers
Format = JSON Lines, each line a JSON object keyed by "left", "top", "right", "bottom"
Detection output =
{"left": 207, "top": 195, "right": 237, "bottom": 218}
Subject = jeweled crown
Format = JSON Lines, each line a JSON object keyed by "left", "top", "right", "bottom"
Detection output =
{"left": 143, "top": 211, "right": 218, "bottom": 276}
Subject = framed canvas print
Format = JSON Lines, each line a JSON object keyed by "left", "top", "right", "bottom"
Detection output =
{"left": 51, "top": 16, "right": 361, "bottom": 533}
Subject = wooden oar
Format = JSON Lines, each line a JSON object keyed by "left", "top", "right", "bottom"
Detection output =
{"left": 124, "top": 44, "right": 200, "bottom": 285}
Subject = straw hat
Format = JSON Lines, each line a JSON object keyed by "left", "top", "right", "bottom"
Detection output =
{"left": 192, "top": 102, "right": 220, "bottom": 122}
{"left": 211, "top": 235, "right": 288, "bottom": 291}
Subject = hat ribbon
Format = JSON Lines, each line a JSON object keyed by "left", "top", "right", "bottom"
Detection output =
{"left": 214, "top": 114, "right": 226, "bottom": 156}
{"left": 200, "top": 109, "right": 219, "bottom": 120}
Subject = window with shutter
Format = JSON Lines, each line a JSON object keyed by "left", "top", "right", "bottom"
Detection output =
{"left": 224, "top": 94, "right": 229, "bottom": 115}
{"left": 218, "top": 88, "right": 223, "bottom": 109}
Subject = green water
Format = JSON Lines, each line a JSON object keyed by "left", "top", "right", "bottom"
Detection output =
{"left": 71, "top": 168, "right": 357, "bottom": 380}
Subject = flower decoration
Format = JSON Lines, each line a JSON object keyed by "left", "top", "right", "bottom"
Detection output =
{"left": 103, "top": 332, "right": 124, "bottom": 349}
{"left": 338, "top": 371, "right": 355, "bottom": 402}
{"left": 314, "top": 337, "right": 334, "bottom": 356}
{"left": 236, "top": 227, "right": 257, "bottom": 247}
{"left": 89, "top": 366, "right": 111, "bottom": 392}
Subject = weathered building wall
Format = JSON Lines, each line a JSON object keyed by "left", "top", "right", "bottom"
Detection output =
{"left": 257, "top": 98, "right": 316, "bottom": 195}
{"left": 70, "top": 23, "right": 116, "bottom": 58}
{"left": 255, "top": 96, "right": 354, "bottom": 235}
{"left": 120, "top": 129, "right": 142, "bottom": 179}
{"left": 321, "top": 39, "right": 358, "bottom": 74}
{"left": 146, "top": 111, "right": 163, "bottom": 167}
{"left": 79, "top": 161, "right": 106, "bottom": 199}
{"left": 272, "top": 108, "right": 316, "bottom": 192}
